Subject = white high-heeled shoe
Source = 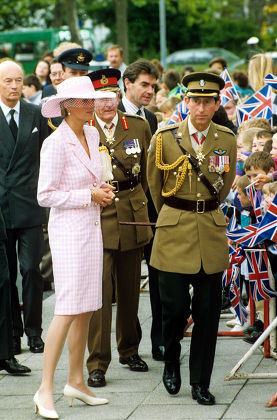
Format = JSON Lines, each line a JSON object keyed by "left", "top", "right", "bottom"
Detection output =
{"left": 33, "top": 391, "right": 59, "bottom": 419}
{"left": 63, "top": 384, "right": 109, "bottom": 407}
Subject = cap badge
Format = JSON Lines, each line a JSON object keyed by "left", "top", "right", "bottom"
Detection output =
{"left": 199, "top": 79, "right": 205, "bottom": 87}
{"left": 77, "top": 52, "right": 85, "bottom": 62}
{"left": 101, "top": 75, "right": 109, "bottom": 85}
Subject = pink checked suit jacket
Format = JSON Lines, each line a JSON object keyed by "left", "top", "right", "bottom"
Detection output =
{"left": 37, "top": 120, "right": 103, "bottom": 315}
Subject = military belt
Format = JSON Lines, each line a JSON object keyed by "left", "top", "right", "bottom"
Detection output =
{"left": 164, "top": 196, "right": 219, "bottom": 213}
{"left": 110, "top": 175, "right": 140, "bottom": 192}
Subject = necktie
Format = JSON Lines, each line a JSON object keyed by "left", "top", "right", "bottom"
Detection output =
{"left": 136, "top": 109, "right": 142, "bottom": 116}
{"left": 104, "top": 123, "right": 114, "bottom": 130}
{"left": 9, "top": 109, "right": 18, "bottom": 141}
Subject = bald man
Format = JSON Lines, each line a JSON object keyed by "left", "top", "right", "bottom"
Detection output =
{"left": 0, "top": 60, "right": 48, "bottom": 355}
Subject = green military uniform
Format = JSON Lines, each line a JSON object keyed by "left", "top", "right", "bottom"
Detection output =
{"left": 147, "top": 72, "right": 237, "bottom": 395}
{"left": 87, "top": 110, "right": 152, "bottom": 374}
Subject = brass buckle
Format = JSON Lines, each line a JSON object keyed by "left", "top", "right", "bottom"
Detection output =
{"left": 196, "top": 199, "right": 205, "bottom": 214}
{"left": 111, "top": 180, "right": 119, "bottom": 193}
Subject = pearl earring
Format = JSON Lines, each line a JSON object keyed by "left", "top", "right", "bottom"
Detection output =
{"left": 68, "top": 111, "right": 71, "bottom": 116}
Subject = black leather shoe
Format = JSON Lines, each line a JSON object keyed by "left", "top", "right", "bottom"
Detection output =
{"left": 28, "top": 336, "right": 44, "bottom": 353}
{"left": 12, "top": 337, "right": 21, "bottom": 355}
{"left": 243, "top": 330, "right": 263, "bottom": 344}
{"left": 152, "top": 345, "right": 165, "bottom": 361}
{"left": 119, "top": 354, "right": 148, "bottom": 372}
{"left": 243, "top": 320, "right": 264, "bottom": 335}
{"left": 163, "top": 361, "right": 181, "bottom": 395}
{"left": 191, "top": 385, "right": 215, "bottom": 405}
{"left": 0, "top": 357, "right": 31, "bottom": 375}
{"left": 87, "top": 369, "right": 106, "bottom": 387}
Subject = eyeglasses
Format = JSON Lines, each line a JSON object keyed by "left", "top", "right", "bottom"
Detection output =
{"left": 50, "top": 72, "right": 63, "bottom": 78}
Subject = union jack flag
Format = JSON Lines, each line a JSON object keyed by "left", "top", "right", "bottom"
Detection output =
{"left": 168, "top": 101, "right": 189, "bottom": 125}
{"left": 245, "top": 249, "right": 277, "bottom": 301}
{"left": 227, "top": 210, "right": 239, "bottom": 233}
{"left": 220, "top": 69, "right": 239, "bottom": 107}
{"left": 220, "top": 201, "right": 230, "bottom": 216}
{"left": 245, "top": 184, "right": 263, "bottom": 223}
{"left": 226, "top": 224, "right": 259, "bottom": 247}
{"left": 236, "top": 107, "right": 249, "bottom": 126}
{"left": 264, "top": 73, "right": 277, "bottom": 90}
{"left": 229, "top": 266, "right": 249, "bottom": 325}
{"left": 236, "top": 85, "right": 272, "bottom": 126}
{"left": 253, "top": 193, "right": 277, "bottom": 244}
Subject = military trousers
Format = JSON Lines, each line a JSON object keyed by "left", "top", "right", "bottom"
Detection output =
{"left": 159, "top": 269, "right": 222, "bottom": 387}
{"left": 87, "top": 246, "right": 144, "bottom": 374}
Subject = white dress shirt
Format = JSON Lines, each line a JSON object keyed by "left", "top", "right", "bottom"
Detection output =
{"left": 0, "top": 99, "right": 20, "bottom": 126}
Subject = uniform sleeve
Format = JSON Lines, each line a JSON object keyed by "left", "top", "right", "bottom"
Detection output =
{"left": 219, "top": 134, "right": 237, "bottom": 202}
{"left": 140, "top": 121, "right": 152, "bottom": 192}
{"left": 37, "top": 134, "right": 91, "bottom": 209}
{"left": 147, "top": 132, "right": 164, "bottom": 213}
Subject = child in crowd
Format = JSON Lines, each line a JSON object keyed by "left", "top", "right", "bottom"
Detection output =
{"left": 243, "top": 151, "right": 276, "bottom": 191}
{"left": 237, "top": 117, "right": 271, "bottom": 135}
{"left": 243, "top": 182, "right": 277, "bottom": 344}
{"left": 226, "top": 175, "right": 254, "bottom": 331}
{"left": 155, "top": 88, "right": 168, "bottom": 107}
{"left": 158, "top": 96, "right": 180, "bottom": 126}
{"left": 252, "top": 130, "right": 272, "bottom": 152}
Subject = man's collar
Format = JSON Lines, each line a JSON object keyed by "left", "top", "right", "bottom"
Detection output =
{"left": 122, "top": 96, "right": 144, "bottom": 115}
{"left": 95, "top": 112, "right": 118, "bottom": 130}
{"left": 0, "top": 98, "right": 20, "bottom": 117}
{"left": 188, "top": 116, "right": 210, "bottom": 137}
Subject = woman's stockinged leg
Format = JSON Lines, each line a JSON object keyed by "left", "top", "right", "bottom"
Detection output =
{"left": 67, "top": 311, "right": 96, "bottom": 395}
{"left": 37, "top": 314, "right": 75, "bottom": 410}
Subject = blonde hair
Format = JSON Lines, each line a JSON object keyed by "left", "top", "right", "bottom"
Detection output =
{"left": 159, "top": 97, "right": 180, "bottom": 113}
{"left": 237, "top": 175, "right": 250, "bottom": 191}
{"left": 248, "top": 54, "right": 274, "bottom": 92}
{"left": 263, "top": 181, "right": 277, "bottom": 196}
{"left": 238, "top": 128, "right": 263, "bottom": 152}
{"left": 237, "top": 117, "right": 271, "bottom": 134}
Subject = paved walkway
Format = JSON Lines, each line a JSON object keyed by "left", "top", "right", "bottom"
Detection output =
{"left": 1, "top": 279, "right": 277, "bottom": 420}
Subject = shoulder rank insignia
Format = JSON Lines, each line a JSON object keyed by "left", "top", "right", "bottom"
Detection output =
{"left": 89, "top": 119, "right": 95, "bottom": 126}
{"left": 121, "top": 115, "right": 129, "bottom": 130}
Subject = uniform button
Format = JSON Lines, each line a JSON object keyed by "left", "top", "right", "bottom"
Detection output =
{"left": 110, "top": 149, "right": 115, "bottom": 153}
{"left": 134, "top": 154, "right": 137, "bottom": 158}
{"left": 94, "top": 221, "right": 99, "bottom": 226}
{"left": 196, "top": 193, "right": 201, "bottom": 197}
{"left": 115, "top": 197, "right": 119, "bottom": 202}
{"left": 93, "top": 182, "right": 97, "bottom": 187}
{"left": 113, "top": 164, "right": 117, "bottom": 169}
{"left": 173, "top": 171, "right": 177, "bottom": 176}
{"left": 142, "top": 201, "right": 145, "bottom": 205}
{"left": 197, "top": 177, "right": 201, "bottom": 182}
{"left": 83, "top": 203, "right": 88, "bottom": 208}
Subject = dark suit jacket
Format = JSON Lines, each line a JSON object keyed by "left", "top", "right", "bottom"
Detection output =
{"left": 0, "top": 100, "right": 48, "bottom": 229}
{"left": 41, "top": 84, "right": 56, "bottom": 98}
{"left": 118, "top": 100, "right": 158, "bottom": 136}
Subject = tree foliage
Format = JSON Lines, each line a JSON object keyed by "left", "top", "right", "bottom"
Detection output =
{"left": 0, "top": 0, "right": 270, "bottom": 63}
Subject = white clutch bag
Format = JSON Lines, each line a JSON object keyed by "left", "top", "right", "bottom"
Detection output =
{"left": 99, "top": 145, "right": 114, "bottom": 182}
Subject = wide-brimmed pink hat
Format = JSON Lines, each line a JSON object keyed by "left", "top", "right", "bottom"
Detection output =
{"left": 42, "top": 76, "right": 115, "bottom": 118}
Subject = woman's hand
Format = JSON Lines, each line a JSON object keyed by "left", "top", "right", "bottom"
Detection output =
{"left": 91, "top": 184, "right": 116, "bottom": 207}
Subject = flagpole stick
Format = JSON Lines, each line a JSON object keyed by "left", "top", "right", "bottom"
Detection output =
{"left": 225, "top": 316, "right": 277, "bottom": 381}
